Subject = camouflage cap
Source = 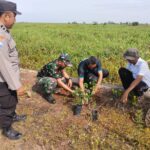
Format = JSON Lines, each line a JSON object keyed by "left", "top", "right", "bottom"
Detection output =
{"left": 58, "top": 53, "right": 72, "bottom": 67}
{"left": 123, "top": 48, "right": 139, "bottom": 60}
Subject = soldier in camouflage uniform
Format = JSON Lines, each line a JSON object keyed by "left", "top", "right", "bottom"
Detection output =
{"left": 37, "top": 53, "right": 74, "bottom": 104}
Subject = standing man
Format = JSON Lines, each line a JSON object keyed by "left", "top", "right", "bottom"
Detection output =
{"left": 78, "top": 56, "right": 109, "bottom": 95}
{"left": 119, "top": 48, "right": 150, "bottom": 104}
{"left": 0, "top": 1, "right": 26, "bottom": 140}
{"left": 37, "top": 53, "right": 74, "bottom": 104}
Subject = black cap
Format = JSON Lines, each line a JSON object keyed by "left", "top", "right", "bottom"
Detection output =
{"left": 0, "top": 0, "right": 21, "bottom": 15}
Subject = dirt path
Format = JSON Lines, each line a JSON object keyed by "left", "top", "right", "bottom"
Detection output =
{"left": 0, "top": 69, "right": 150, "bottom": 150}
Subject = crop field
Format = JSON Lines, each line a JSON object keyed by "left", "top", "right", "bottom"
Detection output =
{"left": 12, "top": 23, "right": 150, "bottom": 84}
{"left": 3, "top": 23, "right": 149, "bottom": 149}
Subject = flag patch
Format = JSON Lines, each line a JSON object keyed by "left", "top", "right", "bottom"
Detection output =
{"left": 0, "top": 42, "right": 3, "bottom": 48}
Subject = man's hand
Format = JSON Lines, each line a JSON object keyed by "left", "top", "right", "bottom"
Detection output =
{"left": 82, "top": 92, "right": 88, "bottom": 105}
{"left": 92, "top": 89, "right": 96, "bottom": 95}
{"left": 120, "top": 75, "right": 143, "bottom": 104}
{"left": 17, "top": 86, "right": 26, "bottom": 96}
{"left": 92, "top": 85, "right": 99, "bottom": 95}
{"left": 67, "top": 79, "right": 72, "bottom": 88}
{"left": 79, "top": 78, "right": 85, "bottom": 93}
{"left": 121, "top": 90, "right": 129, "bottom": 104}
{"left": 70, "top": 90, "right": 75, "bottom": 94}
{"left": 57, "top": 78, "right": 74, "bottom": 93}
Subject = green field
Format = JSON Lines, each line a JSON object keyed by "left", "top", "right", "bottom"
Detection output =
{"left": 8, "top": 23, "right": 150, "bottom": 149}
{"left": 12, "top": 23, "right": 150, "bottom": 83}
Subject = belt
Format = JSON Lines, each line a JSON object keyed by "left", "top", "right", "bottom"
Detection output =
{"left": 0, "top": 82, "right": 7, "bottom": 88}
{"left": 0, "top": 82, "right": 10, "bottom": 96}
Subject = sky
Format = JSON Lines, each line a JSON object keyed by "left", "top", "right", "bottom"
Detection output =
{"left": 10, "top": 0, "right": 150, "bottom": 23}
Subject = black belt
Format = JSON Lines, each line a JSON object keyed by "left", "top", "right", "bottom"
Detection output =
{"left": 0, "top": 82, "right": 7, "bottom": 88}
{"left": 0, "top": 82, "right": 10, "bottom": 96}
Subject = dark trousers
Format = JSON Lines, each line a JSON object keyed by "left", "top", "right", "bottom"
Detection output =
{"left": 84, "top": 69, "right": 109, "bottom": 87}
{"left": 0, "top": 83, "right": 18, "bottom": 129}
{"left": 118, "top": 67, "right": 149, "bottom": 96}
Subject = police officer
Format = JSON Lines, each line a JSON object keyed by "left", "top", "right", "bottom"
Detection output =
{"left": 37, "top": 53, "right": 74, "bottom": 103}
{"left": 78, "top": 56, "right": 109, "bottom": 95}
{"left": 0, "top": 1, "right": 26, "bottom": 140}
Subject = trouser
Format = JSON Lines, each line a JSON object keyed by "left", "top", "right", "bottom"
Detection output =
{"left": 118, "top": 67, "right": 149, "bottom": 96}
{"left": 0, "top": 82, "right": 18, "bottom": 129}
{"left": 84, "top": 69, "right": 109, "bottom": 88}
{"left": 37, "top": 77, "right": 57, "bottom": 95}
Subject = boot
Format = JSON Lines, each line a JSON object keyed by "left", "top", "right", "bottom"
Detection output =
{"left": 44, "top": 94, "right": 56, "bottom": 104}
{"left": 2, "top": 127, "right": 22, "bottom": 140}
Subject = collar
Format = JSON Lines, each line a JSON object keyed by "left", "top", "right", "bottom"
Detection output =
{"left": 135, "top": 57, "right": 142, "bottom": 66}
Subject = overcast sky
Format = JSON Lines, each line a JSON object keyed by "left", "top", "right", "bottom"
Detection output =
{"left": 11, "top": 0, "right": 150, "bottom": 23}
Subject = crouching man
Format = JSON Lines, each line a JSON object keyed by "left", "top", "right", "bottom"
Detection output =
{"left": 78, "top": 56, "right": 109, "bottom": 95}
{"left": 119, "top": 48, "right": 150, "bottom": 104}
{"left": 37, "top": 53, "right": 74, "bottom": 104}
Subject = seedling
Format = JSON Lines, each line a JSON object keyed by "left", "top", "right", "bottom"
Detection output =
{"left": 112, "top": 88, "right": 123, "bottom": 99}
{"left": 133, "top": 109, "right": 144, "bottom": 127}
{"left": 72, "top": 87, "right": 83, "bottom": 115}
{"left": 73, "top": 87, "right": 84, "bottom": 105}
{"left": 130, "top": 95, "right": 138, "bottom": 106}
{"left": 73, "top": 82, "right": 94, "bottom": 105}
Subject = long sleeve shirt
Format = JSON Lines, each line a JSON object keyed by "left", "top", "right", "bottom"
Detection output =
{"left": 0, "top": 23, "right": 22, "bottom": 90}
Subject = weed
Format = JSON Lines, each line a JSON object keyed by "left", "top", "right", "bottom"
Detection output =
{"left": 133, "top": 109, "right": 144, "bottom": 127}
{"left": 112, "top": 88, "right": 123, "bottom": 99}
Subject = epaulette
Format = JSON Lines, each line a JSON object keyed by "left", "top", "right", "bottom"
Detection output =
{"left": 0, "top": 24, "right": 8, "bottom": 33}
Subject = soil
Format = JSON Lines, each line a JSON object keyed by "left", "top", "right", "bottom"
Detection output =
{"left": 0, "top": 69, "right": 150, "bottom": 150}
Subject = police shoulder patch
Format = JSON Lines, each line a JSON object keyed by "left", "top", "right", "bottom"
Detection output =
{"left": 0, "top": 42, "right": 3, "bottom": 48}
{"left": 0, "top": 35, "right": 5, "bottom": 41}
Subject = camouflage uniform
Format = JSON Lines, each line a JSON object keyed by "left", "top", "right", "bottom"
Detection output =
{"left": 38, "top": 77, "right": 57, "bottom": 94}
{"left": 37, "top": 59, "right": 65, "bottom": 95}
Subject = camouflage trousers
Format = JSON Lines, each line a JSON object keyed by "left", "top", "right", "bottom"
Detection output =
{"left": 37, "top": 77, "right": 57, "bottom": 95}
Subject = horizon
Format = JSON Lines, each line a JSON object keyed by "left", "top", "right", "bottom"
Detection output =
{"left": 15, "top": 21, "right": 149, "bottom": 25}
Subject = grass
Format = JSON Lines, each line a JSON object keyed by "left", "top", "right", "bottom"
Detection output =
{"left": 12, "top": 23, "right": 150, "bottom": 84}
{"left": 16, "top": 96, "right": 150, "bottom": 149}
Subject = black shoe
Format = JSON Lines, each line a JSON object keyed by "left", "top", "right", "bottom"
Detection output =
{"left": 45, "top": 95, "right": 56, "bottom": 104}
{"left": 2, "top": 127, "right": 22, "bottom": 140}
{"left": 13, "top": 114, "right": 27, "bottom": 122}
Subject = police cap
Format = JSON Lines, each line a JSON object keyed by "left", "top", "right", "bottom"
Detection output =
{"left": 0, "top": 0, "right": 21, "bottom": 15}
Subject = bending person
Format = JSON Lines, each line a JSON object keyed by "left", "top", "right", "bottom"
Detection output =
{"left": 119, "top": 48, "right": 150, "bottom": 104}
{"left": 78, "top": 56, "right": 109, "bottom": 95}
{"left": 37, "top": 53, "right": 74, "bottom": 104}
